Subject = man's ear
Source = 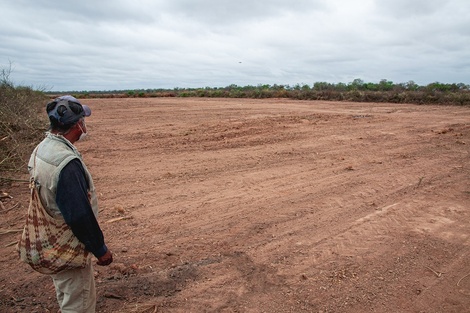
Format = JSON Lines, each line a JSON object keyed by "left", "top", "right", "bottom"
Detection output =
{"left": 76, "top": 119, "right": 85, "bottom": 129}
{"left": 71, "top": 121, "right": 81, "bottom": 134}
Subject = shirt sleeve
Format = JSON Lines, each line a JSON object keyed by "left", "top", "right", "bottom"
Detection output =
{"left": 56, "top": 158, "right": 108, "bottom": 258}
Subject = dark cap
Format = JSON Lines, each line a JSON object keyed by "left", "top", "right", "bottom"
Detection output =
{"left": 46, "top": 95, "right": 91, "bottom": 127}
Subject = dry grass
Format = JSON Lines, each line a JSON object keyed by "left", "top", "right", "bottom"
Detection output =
{"left": 0, "top": 84, "right": 48, "bottom": 184}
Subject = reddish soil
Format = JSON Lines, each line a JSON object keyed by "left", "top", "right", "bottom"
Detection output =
{"left": 1, "top": 98, "right": 470, "bottom": 313}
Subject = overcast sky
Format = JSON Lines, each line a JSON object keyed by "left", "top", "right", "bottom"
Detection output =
{"left": 1, "top": 0, "right": 469, "bottom": 91}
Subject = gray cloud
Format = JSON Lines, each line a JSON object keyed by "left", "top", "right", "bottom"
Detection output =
{"left": 375, "top": 0, "right": 448, "bottom": 18}
{"left": 161, "top": 0, "right": 325, "bottom": 26}
{"left": 1, "top": 0, "right": 468, "bottom": 91}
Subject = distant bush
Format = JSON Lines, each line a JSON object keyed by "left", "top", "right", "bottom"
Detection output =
{"left": 55, "top": 79, "right": 470, "bottom": 106}
{"left": 0, "top": 67, "right": 48, "bottom": 183}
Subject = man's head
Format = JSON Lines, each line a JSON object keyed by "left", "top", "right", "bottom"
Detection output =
{"left": 46, "top": 95, "right": 91, "bottom": 131}
{"left": 46, "top": 96, "right": 91, "bottom": 142}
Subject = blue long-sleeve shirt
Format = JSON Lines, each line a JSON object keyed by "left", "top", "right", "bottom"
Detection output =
{"left": 56, "top": 158, "right": 107, "bottom": 258}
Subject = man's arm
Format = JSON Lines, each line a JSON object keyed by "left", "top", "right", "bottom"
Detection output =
{"left": 56, "top": 158, "right": 112, "bottom": 265}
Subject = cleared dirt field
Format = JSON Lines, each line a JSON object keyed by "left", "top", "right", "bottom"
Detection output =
{"left": 1, "top": 98, "right": 470, "bottom": 313}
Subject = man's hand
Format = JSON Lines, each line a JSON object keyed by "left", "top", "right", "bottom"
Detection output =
{"left": 97, "top": 250, "right": 113, "bottom": 266}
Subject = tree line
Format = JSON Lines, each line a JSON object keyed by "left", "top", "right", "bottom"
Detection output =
{"left": 54, "top": 79, "right": 470, "bottom": 106}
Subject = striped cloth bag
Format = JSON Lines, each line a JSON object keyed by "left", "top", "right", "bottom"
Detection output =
{"left": 17, "top": 180, "right": 89, "bottom": 274}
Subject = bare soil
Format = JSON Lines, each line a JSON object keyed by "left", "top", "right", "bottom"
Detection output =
{"left": 1, "top": 98, "right": 470, "bottom": 313}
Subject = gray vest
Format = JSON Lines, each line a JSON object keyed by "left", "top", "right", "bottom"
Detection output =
{"left": 28, "top": 133, "right": 98, "bottom": 218}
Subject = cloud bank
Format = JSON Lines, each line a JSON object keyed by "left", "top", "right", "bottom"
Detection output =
{"left": 1, "top": 0, "right": 469, "bottom": 91}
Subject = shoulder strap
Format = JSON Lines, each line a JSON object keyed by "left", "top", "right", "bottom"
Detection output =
{"left": 30, "top": 148, "right": 39, "bottom": 190}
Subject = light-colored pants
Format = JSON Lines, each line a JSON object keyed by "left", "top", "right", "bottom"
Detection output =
{"left": 50, "top": 260, "right": 96, "bottom": 313}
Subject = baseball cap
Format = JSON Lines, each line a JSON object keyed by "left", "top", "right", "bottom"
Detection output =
{"left": 46, "top": 95, "right": 91, "bottom": 126}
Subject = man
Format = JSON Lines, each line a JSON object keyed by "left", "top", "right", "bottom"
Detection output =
{"left": 28, "top": 95, "right": 113, "bottom": 312}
